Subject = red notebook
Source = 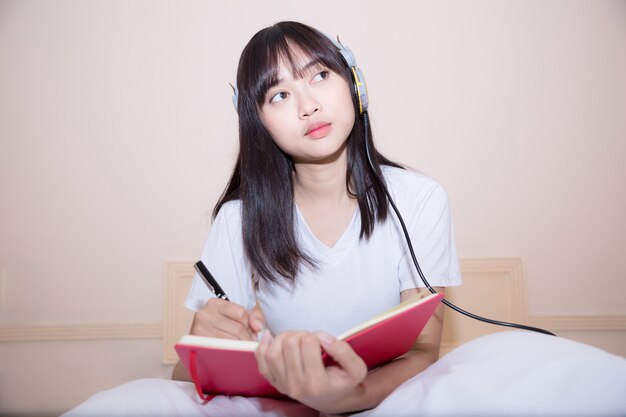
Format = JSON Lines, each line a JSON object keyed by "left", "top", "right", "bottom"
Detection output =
{"left": 175, "top": 292, "right": 443, "bottom": 399}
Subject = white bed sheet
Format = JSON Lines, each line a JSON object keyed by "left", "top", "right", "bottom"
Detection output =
{"left": 62, "top": 331, "right": 626, "bottom": 417}
{"left": 355, "top": 331, "right": 626, "bottom": 416}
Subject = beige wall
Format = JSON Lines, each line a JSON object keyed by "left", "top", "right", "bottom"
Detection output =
{"left": 1, "top": 0, "right": 625, "bottom": 414}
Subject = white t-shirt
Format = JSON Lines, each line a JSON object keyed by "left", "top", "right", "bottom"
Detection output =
{"left": 184, "top": 166, "right": 461, "bottom": 336}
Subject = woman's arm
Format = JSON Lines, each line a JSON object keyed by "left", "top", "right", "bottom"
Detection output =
{"left": 255, "top": 287, "right": 445, "bottom": 414}
{"left": 171, "top": 359, "right": 191, "bottom": 381}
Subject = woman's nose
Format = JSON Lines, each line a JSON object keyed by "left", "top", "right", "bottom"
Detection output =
{"left": 298, "top": 92, "right": 321, "bottom": 119}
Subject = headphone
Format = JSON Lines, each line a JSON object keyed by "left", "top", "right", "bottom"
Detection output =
{"left": 230, "top": 36, "right": 369, "bottom": 115}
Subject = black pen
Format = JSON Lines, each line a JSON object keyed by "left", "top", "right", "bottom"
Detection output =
{"left": 194, "top": 261, "right": 230, "bottom": 301}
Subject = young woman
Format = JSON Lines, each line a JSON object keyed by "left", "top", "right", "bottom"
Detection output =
{"left": 173, "top": 21, "right": 461, "bottom": 415}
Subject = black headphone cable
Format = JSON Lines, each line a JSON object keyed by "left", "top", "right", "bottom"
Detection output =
{"left": 361, "top": 111, "right": 556, "bottom": 337}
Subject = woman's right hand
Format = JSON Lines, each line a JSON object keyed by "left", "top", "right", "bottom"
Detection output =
{"left": 172, "top": 298, "right": 265, "bottom": 381}
{"left": 190, "top": 298, "right": 265, "bottom": 341}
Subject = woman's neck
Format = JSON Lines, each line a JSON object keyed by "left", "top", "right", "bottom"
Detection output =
{"left": 292, "top": 148, "right": 357, "bottom": 248}
{"left": 292, "top": 149, "right": 351, "bottom": 206}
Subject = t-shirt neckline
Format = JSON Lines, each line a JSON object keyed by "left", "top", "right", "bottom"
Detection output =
{"left": 294, "top": 203, "right": 360, "bottom": 258}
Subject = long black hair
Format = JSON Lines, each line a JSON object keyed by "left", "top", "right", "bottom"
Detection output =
{"left": 214, "top": 21, "right": 401, "bottom": 284}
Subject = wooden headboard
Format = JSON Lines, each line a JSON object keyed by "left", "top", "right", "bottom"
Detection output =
{"left": 162, "top": 258, "right": 528, "bottom": 363}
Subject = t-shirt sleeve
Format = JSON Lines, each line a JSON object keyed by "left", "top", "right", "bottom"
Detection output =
{"left": 397, "top": 181, "right": 462, "bottom": 290}
{"left": 183, "top": 202, "right": 256, "bottom": 312}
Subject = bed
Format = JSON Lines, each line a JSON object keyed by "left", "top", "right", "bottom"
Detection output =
{"left": 63, "top": 258, "right": 626, "bottom": 416}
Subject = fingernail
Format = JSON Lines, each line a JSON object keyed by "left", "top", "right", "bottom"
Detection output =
{"left": 251, "top": 317, "right": 264, "bottom": 331}
{"left": 318, "top": 332, "right": 335, "bottom": 347}
{"left": 260, "top": 330, "right": 273, "bottom": 344}
{"left": 256, "top": 328, "right": 265, "bottom": 342}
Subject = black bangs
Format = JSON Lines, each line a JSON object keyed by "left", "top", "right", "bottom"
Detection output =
{"left": 236, "top": 21, "right": 351, "bottom": 109}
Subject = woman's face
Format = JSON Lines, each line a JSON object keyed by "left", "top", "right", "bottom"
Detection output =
{"left": 258, "top": 52, "right": 355, "bottom": 165}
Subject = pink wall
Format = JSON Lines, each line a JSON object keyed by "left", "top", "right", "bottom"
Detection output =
{"left": 0, "top": 0, "right": 624, "bottom": 414}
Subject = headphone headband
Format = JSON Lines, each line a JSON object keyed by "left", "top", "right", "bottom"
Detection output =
{"left": 231, "top": 34, "right": 368, "bottom": 114}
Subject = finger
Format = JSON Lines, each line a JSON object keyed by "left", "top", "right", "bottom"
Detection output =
{"left": 215, "top": 302, "right": 256, "bottom": 340}
{"left": 190, "top": 309, "right": 236, "bottom": 338}
{"left": 191, "top": 316, "right": 245, "bottom": 340}
{"left": 255, "top": 332, "right": 275, "bottom": 384}
{"left": 214, "top": 320, "right": 254, "bottom": 340}
{"left": 257, "top": 332, "right": 291, "bottom": 392}
{"left": 317, "top": 332, "right": 367, "bottom": 383}
{"left": 281, "top": 333, "right": 307, "bottom": 388}
{"left": 300, "top": 333, "right": 325, "bottom": 378}
{"left": 263, "top": 332, "right": 288, "bottom": 387}
{"left": 248, "top": 309, "right": 265, "bottom": 334}
{"left": 217, "top": 301, "right": 248, "bottom": 323}
{"left": 194, "top": 299, "right": 255, "bottom": 340}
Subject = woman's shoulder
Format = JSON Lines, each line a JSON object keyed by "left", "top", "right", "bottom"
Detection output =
{"left": 382, "top": 165, "right": 444, "bottom": 197}
{"left": 380, "top": 165, "right": 452, "bottom": 217}
{"left": 213, "top": 199, "right": 243, "bottom": 225}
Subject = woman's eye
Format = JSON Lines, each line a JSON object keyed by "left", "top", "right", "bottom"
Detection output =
{"left": 312, "top": 70, "right": 329, "bottom": 83}
{"left": 269, "top": 91, "right": 288, "bottom": 103}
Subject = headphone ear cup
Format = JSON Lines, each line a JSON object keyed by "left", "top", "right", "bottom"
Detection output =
{"left": 350, "top": 66, "right": 368, "bottom": 114}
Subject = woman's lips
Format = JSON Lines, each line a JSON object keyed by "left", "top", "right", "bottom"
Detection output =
{"left": 305, "top": 122, "right": 331, "bottom": 139}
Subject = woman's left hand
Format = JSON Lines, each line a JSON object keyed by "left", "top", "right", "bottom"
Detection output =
{"left": 255, "top": 330, "right": 367, "bottom": 412}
